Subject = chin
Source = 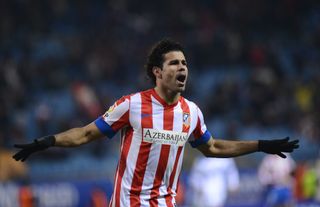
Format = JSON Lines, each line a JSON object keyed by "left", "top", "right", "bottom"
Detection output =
{"left": 176, "top": 87, "right": 186, "bottom": 93}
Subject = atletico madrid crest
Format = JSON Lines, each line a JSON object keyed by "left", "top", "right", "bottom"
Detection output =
{"left": 183, "top": 112, "right": 190, "bottom": 127}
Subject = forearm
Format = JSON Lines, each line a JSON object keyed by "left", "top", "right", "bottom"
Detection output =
{"left": 198, "top": 138, "right": 258, "bottom": 158}
{"left": 54, "top": 127, "right": 89, "bottom": 147}
{"left": 196, "top": 137, "right": 299, "bottom": 159}
{"left": 211, "top": 139, "right": 258, "bottom": 157}
{"left": 54, "top": 123, "right": 103, "bottom": 147}
{"left": 12, "top": 122, "right": 104, "bottom": 162}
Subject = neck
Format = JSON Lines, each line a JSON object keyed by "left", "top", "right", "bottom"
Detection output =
{"left": 154, "top": 86, "right": 180, "bottom": 105}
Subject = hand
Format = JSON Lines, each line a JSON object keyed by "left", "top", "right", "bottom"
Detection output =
{"left": 12, "top": 135, "right": 56, "bottom": 162}
{"left": 258, "top": 137, "right": 299, "bottom": 158}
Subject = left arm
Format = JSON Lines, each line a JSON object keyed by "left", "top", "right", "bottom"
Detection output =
{"left": 191, "top": 105, "right": 299, "bottom": 158}
{"left": 196, "top": 137, "right": 299, "bottom": 158}
{"left": 196, "top": 137, "right": 258, "bottom": 158}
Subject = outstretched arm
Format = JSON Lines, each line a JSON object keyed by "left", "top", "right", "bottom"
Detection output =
{"left": 196, "top": 137, "right": 299, "bottom": 158}
{"left": 54, "top": 122, "right": 104, "bottom": 147}
{"left": 12, "top": 122, "right": 104, "bottom": 161}
{"left": 197, "top": 138, "right": 258, "bottom": 158}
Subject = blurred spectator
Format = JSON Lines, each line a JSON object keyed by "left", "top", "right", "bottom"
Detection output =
{"left": 188, "top": 157, "right": 240, "bottom": 207}
{"left": 301, "top": 161, "right": 318, "bottom": 201}
{"left": 90, "top": 186, "right": 108, "bottom": 207}
{"left": 316, "top": 158, "right": 320, "bottom": 202}
{"left": 0, "top": 148, "right": 28, "bottom": 182}
{"left": 294, "top": 159, "right": 319, "bottom": 203}
{"left": 0, "top": 136, "right": 28, "bottom": 182}
{"left": 258, "top": 154, "right": 296, "bottom": 207}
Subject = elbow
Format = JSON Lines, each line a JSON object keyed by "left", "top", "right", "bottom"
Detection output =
{"left": 72, "top": 127, "right": 91, "bottom": 146}
{"left": 202, "top": 148, "right": 229, "bottom": 158}
{"left": 81, "top": 127, "right": 97, "bottom": 144}
{"left": 198, "top": 144, "right": 220, "bottom": 158}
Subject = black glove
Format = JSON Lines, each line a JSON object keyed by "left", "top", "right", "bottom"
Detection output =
{"left": 12, "top": 135, "right": 56, "bottom": 162}
{"left": 258, "top": 137, "right": 299, "bottom": 158}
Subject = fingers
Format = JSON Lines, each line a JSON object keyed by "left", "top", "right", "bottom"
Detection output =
{"left": 289, "top": 140, "right": 299, "bottom": 148}
{"left": 12, "top": 154, "right": 21, "bottom": 161}
{"left": 279, "top": 137, "right": 290, "bottom": 143}
{"left": 12, "top": 152, "right": 23, "bottom": 161}
{"left": 290, "top": 139, "right": 299, "bottom": 145}
{"left": 12, "top": 150, "right": 30, "bottom": 162}
{"left": 284, "top": 139, "right": 299, "bottom": 149}
{"left": 280, "top": 139, "right": 299, "bottom": 152}
{"left": 21, "top": 155, "right": 30, "bottom": 162}
{"left": 260, "top": 138, "right": 299, "bottom": 157}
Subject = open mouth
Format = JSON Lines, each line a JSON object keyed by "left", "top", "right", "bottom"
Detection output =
{"left": 176, "top": 74, "right": 186, "bottom": 83}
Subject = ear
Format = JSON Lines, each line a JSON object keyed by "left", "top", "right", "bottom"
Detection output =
{"left": 152, "top": 67, "right": 162, "bottom": 79}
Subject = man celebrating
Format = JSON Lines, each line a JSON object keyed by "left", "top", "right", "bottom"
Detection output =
{"left": 13, "top": 39, "right": 299, "bottom": 207}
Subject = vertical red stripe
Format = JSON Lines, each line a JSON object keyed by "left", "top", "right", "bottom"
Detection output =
{"left": 180, "top": 98, "right": 191, "bottom": 134}
{"left": 149, "top": 105, "right": 174, "bottom": 207}
{"left": 113, "top": 128, "right": 134, "bottom": 207}
{"left": 165, "top": 98, "right": 191, "bottom": 206}
{"left": 165, "top": 147, "right": 182, "bottom": 207}
{"left": 130, "top": 91, "right": 153, "bottom": 206}
{"left": 193, "top": 117, "right": 202, "bottom": 138}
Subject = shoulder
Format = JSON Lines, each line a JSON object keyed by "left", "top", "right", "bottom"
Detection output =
{"left": 180, "top": 96, "right": 200, "bottom": 110}
{"left": 116, "top": 90, "right": 146, "bottom": 103}
{"left": 117, "top": 89, "right": 153, "bottom": 106}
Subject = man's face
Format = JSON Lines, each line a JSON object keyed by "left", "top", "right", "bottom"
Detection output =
{"left": 156, "top": 51, "right": 188, "bottom": 93}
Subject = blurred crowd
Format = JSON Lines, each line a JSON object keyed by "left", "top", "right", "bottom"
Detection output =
{"left": 0, "top": 0, "right": 320, "bottom": 203}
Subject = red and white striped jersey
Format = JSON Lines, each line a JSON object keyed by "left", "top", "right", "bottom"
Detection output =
{"left": 95, "top": 88, "right": 212, "bottom": 207}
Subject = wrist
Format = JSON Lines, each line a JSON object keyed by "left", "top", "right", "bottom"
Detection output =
{"left": 35, "top": 135, "right": 56, "bottom": 148}
{"left": 258, "top": 140, "right": 268, "bottom": 152}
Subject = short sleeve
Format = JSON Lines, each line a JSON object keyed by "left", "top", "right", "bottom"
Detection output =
{"left": 94, "top": 96, "right": 130, "bottom": 138}
{"left": 189, "top": 106, "right": 212, "bottom": 148}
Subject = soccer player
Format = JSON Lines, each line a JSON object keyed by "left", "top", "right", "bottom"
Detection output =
{"left": 12, "top": 39, "right": 299, "bottom": 207}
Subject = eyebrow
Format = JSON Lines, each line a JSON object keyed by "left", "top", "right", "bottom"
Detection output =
{"left": 168, "top": 59, "right": 187, "bottom": 65}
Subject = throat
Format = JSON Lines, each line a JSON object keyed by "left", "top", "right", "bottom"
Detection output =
{"left": 154, "top": 87, "right": 180, "bottom": 105}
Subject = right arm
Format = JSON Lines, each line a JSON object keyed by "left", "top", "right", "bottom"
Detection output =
{"left": 13, "top": 95, "right": 130, "bottom": 162}
{"left": 54, "top": 122, "right": 104, "bottom": 147}
{"left": 12, "top": 122, "right": 106, "bottom": 161}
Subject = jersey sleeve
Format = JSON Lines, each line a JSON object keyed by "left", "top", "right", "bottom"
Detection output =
{"left": 94, "top": 96, "right": 130, "bottom": 138}
{"left": 189, "top": 106, "right": 212, "bottom": 148}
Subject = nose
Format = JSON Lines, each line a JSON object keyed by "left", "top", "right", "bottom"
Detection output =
{"left": 178, "top": 68, "right": 186, "bottom": 73}
{"left": 178, "top": 62, "right": 187, "bottom": 71}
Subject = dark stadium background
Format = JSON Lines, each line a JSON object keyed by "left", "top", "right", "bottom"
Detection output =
{"left": 0, "top": 0, "right": 319, "bottom": 206}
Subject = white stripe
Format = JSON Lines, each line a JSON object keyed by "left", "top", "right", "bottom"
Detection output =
{"left": 140, "top": 96, "right": 163, "bottom": 201}
{"left": 159, "top": 102, "right": 184, "bottom": 197}
{"left": 171, "top": 102, "right": 185, "bottom": 194}
{"left": 197, "top": 106, "right": 207, "bottom": 134}
{"left": 169, "top": 100, "right": 188, "bottom": 191}
{"left": 184, "top": 100, "right": 204, "bottom": 138}
{"left": 157, "top": 197, "right": 167, "bottom": 206}
{"left": 172, "top": 146, "right": 185, "bottom": 193}
{"left": 111, "top": 174, "right": 117, "bottom": 207}
{"left": 120, "top": 93, "right": 142, "bottom": 206}
{"left": 104, "top": 99, "right": 130, "bottom": 126}
{"left": 173, "top": 102, "right": 183, "bottom": 132}
{"left": 140, "top": 198, "right": 149, "bottom": 207}
{"left": 183, "top": 100, "right": 197, "bottom": 136}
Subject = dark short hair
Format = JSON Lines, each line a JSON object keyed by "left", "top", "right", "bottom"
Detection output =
{"left": 145, "top": 38, "right": 185, "bottom": 85}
